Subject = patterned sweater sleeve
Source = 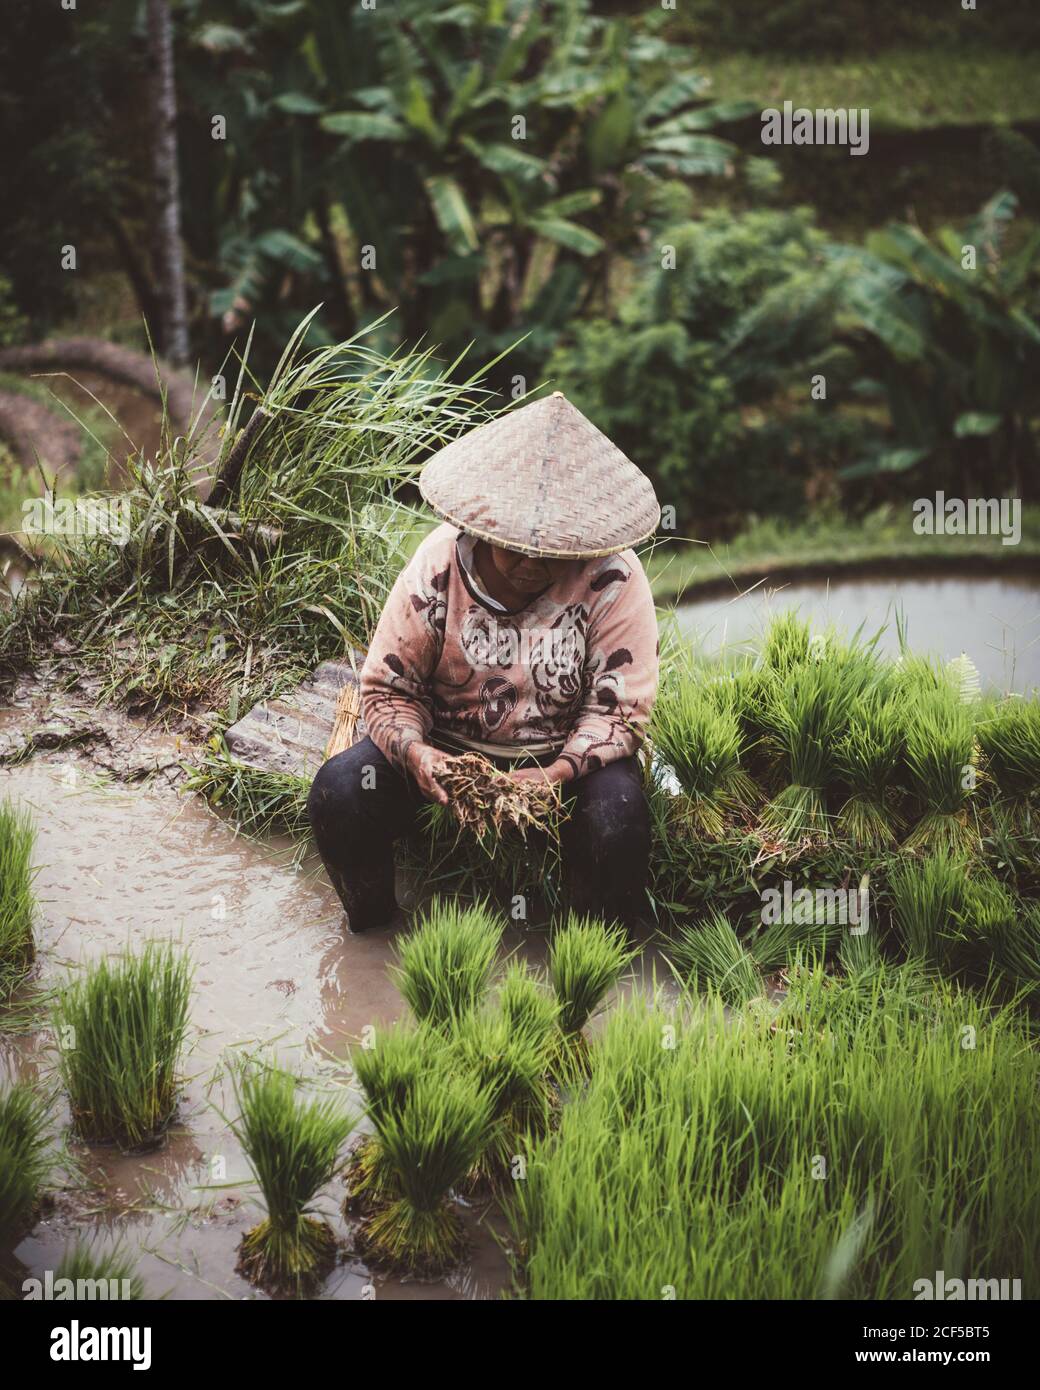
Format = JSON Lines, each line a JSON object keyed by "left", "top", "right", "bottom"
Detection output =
{"left": 360, "top": 539, "right": 451, "bottom": 773}
{"left": 559, "top": 554, "right": 659, "bottom": 777}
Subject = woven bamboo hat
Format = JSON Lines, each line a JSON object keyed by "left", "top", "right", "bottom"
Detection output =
{"left": 418, "top": 391, "right": 660, "bottom": 559}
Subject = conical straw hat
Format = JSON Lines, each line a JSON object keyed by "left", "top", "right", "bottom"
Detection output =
{"left": 418, "top": 391, "right": 661, "bottom": 559}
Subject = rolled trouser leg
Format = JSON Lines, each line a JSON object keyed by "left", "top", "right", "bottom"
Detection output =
{"left": 307, "top": 736, "right": 419, "bottom": 931}
{"left": 560, "top": 756, "right": 651, "bottom": 928}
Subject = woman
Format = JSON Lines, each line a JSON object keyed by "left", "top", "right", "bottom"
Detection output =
{"left": 308, "top": 391, "right": 661, "bottom": 932}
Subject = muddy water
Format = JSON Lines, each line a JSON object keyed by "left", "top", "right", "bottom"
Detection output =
{"left": 0, "top": 748, "right": 668, "bottom": 1301}
{"left": 677, "top": 573, "right": 1040, "bottom": 692}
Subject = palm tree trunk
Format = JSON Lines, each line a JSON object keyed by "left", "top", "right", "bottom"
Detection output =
{"left": 146, "top": 0, "right": 190, "bottom": 365}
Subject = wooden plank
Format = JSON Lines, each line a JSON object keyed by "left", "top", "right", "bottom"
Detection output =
{"left": 224, "top": 653, "right": 367, "bottom": 778}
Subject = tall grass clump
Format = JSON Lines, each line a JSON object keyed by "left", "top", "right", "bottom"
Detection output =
{"left": 1, "top": 313, "right": 497, "bottom": 729}
{"left": 345, "top": 1022, "right": 439, "bottom": 1213}
{"left": 900, "top": 682, "right": 979, "bottom": 852}
{"left": 0, "top": 1082, "right": 52, "bottom": 1242}
{"left": 978, "top": 695, "right": 1040, "bottom": 808}
{"left": 56, "top": 1240, "right": 145, "bottom": 1300}
{"left": 887, "top": 853, "right": 968, "bottom": 968}
{"left": 453, "top": 1010, "right": 555, "bottom": 1182}
{"left": 52, "top": 942, "right": 192, "bottom": 1149}
{"left": 548, "top": 915, "right": 636, "bottom": 1054}
{"left": 651, "top": 651, "right": 754, "bottom": 837}
{"left": 760, "top": 637, "right": 879, "bottom": 842}
{"left": 0, "top": 799, "right": 36, "bottom": 999}
{"left": 358, "top": 1068, "right": 494, "bottom": 1276}
{"left": 391, "top": 898, "right": 503, "bottom": 1030}
{"left": 509, "top": 972, "right": 1040, "bottom": 1299}
{"left": 666, "top": 909, "right": 763, "bottom": 1009}
{"left": 497, "top": 961, "right": 561, "bottom": 1051}
{"left": 834, "top": 683, "right": 905, "bottom": 845}
{"left": 230, "top": 1059, "right": 352, "bottom": 1296}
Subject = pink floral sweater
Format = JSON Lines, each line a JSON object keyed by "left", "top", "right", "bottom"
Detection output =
{"left": 360, "top": 524, "right": 659, "bottom": 778}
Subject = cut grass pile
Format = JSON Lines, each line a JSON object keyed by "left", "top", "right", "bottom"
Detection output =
{"left": 51, "top": 942, "right": 192, "bottom": 1150}
{"left": 0, "top": 798, "right": 36, "bottom": 1000}
{"left": 509, "top": 964, "right": 1040, "bottom": 1299}
{"left": 230, "top": 1059, "right": 352, "bottom": 1297}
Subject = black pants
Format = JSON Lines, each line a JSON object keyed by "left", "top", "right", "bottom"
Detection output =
{"left": 307, "top": 735, "right": 651, "bottom": 931}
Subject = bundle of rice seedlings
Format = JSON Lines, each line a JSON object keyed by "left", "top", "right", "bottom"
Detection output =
{"left": 0, "top": 1082, "right": 51, "bottom": 1242}
{"left": 497, "top": 961, "right": 561, "bottom": 1050}
{"left": 453, "top": 1010, "right": 555, "bottom": 1183}
{"left": 753, "top": 901, "right": 840, "bottom": 975}
{"left": 989, "top": 899, "right": 1040, "bottom": 998}
{"left": 977, "top": 696, "right": 1040, "bottom": 807}
{"left": 834, "top": 685, "right": 905, "bottom": 845}
{"left": 56, "top": 1240, "right": 145, "bottom": 1300}
{"left": 548, "top": 915, "right": 637, "bottom": 1053}
{"left": 0, "top": 798, "right": 36, "bottom": 999}
{"left": 345, "top": 1022, "right": 437, "bottom": 1214}
{"left": 231, "top": 1060, "right": 352, "bottom": 1296}
{"left": 391, "top": 898, "right": 503, "bottom": 1030}
{"left": 900, "top": 686, "right": 979, "bottom": 851}
{"left": 437, "top": 752, "right": 563, "bottom": 842}
{"left": 651, "top": 656, "right": 755, "bottom": 838}
{"left": 887, "top": 852, "right": 968, "bottom": 968}
{"left": 52, "top": 942, "right": 192, "bottom": 1149}
{"left": 666, "top": 909, "right": 763, "bottom": 1009}
{"left": 358, "top": 1068, "right": 494, "bottom": 1276}
{"left": 761, "top": 610, "right": 813, "bottom": 676}
{"left": 761, "top": 648, "right": 877, "bottom": 842}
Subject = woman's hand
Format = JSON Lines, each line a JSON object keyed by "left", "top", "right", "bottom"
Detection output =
{"left": 404, "top": 742, "right": 457, "bottom": 806}
{"left": 509, "top": 759, "right": 574, "bottom": 787}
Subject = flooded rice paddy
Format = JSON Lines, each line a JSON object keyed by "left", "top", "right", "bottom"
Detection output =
{"left": 0, "top": 742, "right": 668, "bottom": 1301}
{"left": 677, "top": 573, "right": 1040, "bottom": 692}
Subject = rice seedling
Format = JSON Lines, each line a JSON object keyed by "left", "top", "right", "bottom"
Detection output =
{"left": 436, "top": 752, "right": 563, "bottom": 841}
{"left": 230, "top": 1059, "right": 352, "bottom": 1296}
{"left": 391, "top": 898, "right": 503, "bottom": 1030}
{"left": 666, "top": 908, "right": 763, "bottom": 1009}
{"left": 978, "top": 695, "right": 1040, "bottom": 806}
{"left": 900, "top": 683, "right": 979, "bottom": 852}
{"left": 51, "top": 941, "right": 192, "bottom": 1150}
{"left": 650, "top": 654, "right": 755, "bottom": 837}
{"left": 358, "top": 1068, "right": 495, "bottom": 1277}
{"left": 344, "top": 1021, "right": 440, "bottom": 1213}
{"left": 0, "top": 1082, "right": 52, "bottom": 1242}
{"left": 761, "top": 610, "right": 813, "bottom": 676}
{"left": 453, "top": 1010, "right": 555, "bottom": 1182}
{"left": 509, "top": 972, "right": 1040, "bottom": 1299}
{"left": 0, "top": 798, "right": 36, "bottom": 999}
{"left": 834, "top": 684, "right": 905, "bottom": 845}
{"left": 56, "top": 1240, "right": 145, "bottom": 1300}
{"left": 989, "top": 899, "right": 1040, "bottom": 999}
{"left": 548, "top": 914, "right": 636, "bottom": 1047}
{"left": 752, "top": 899, "right": 840, "bottom": 975}
{"left": 497, "top": 960, "right": 561, "bottom": 1050}
{"left": 887, "top": 852, "right": 968, "bottom": 968}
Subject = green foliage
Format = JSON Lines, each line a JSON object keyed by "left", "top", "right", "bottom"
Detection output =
{"left": 887, "top": 852, "right": 967, "bottom": 968}
{"left": 548, "top": 207, "right": 857, "bottom": 529}
{"left": 0, "top": 798, "right": 36, "bottom": 1000}
{"left": 978, "top": 696, "right": 1040, "bottom": 802}
{"left": 548, "top": 914, "right": 636, "bottom": 1039}
{"left": 510, "top": 972, "right": 1040, "bottom": 1298}
{"left": 52, "top": 942, "right": 192, "bottom": 1150}
{"left": 56, "top": 1241, "right": 145, "bottom": 1300}
{"left": 230, "top": 1059, "right": 352, "bottom": 1296}
{"left": 666, "top": 908, "right": 763, "bottom": 1009}
{"left": 0, "top": 1082, "right": 51, "bottom": 1242}
{"left": 391, "top": 899, "right": 503, "bottom": 1031}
